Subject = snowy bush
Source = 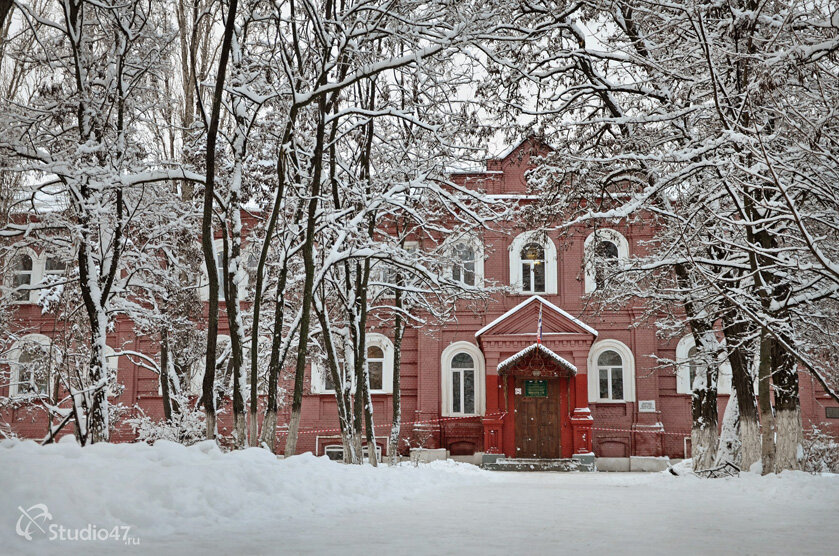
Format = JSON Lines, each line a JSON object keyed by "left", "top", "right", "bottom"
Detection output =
{"left": 801, "top": 425, "right": 839, "bottom": 474}
{"left": 128, "top": 408, "right": 206, "bottom": 447}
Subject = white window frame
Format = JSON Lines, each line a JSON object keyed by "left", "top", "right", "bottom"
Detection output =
{"left": 441, "top": 341, "right": 486, "bottom": 417}
{"left": 588, "top": 339, "right": 636, "bottom": 403}
{"left": 8, "top": 248, "right": 39, "bottom": 303}
{"left": 584, "top": 229, "right": 630, "bottom": 293}
{"left": 199, "top": 239, "right": 249, "bottom": 301}
{"left": 103, "top": 345, "right": 120, "bottom": 398}
{"left": 8, "top": 333, "right": 55, "bottom": 396}
{"left": 675, "top": 335, "right": 732, "bottom": 395}
{"left": 509, "top": 231, "right": 558, "bottom": 295}
{"left": 448, "top": 236, "right": 484, "bottom": 288}
{"left": 312, "top": 333, "right": 394, "bottom": 394}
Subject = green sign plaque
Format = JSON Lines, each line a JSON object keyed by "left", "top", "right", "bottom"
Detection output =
{"left": 524, "top": 380, "right": 548, "bottom": 398}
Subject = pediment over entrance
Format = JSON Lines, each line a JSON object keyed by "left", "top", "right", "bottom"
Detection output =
{"left": 475, "top": 296, "right": 598, "bottom": 340}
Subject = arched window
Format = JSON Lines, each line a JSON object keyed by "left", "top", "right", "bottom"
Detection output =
{"left": 594, "top": 240, "right": 619, "bottom": 289}
{"left": 9, "top": 334, "right": 56, "bottom": 396}
{"left": 313, "top": 334, "right": 394, "bottom": 394}
{"left": 11, "top": 253, "right": 34, "bottom": 302}
{"left": 584, "top": 230, "right": 629, "bottom": 293}
{"left": 520, "top": 243, "right": 546, "bottom": 293}
{"left": 509, "top": 232, "right": 557, "bottom": 294}
{"left": 364, "top": 334, "right": 394, "bottom": 393}
{"left": 597, "top": 350, "right": 624, "bottom": 401}
{"left": 452, "top": 243, "right": 476, "bottom": 286}
{"left": 675, "top": 335, "right": 732, "bottom": 395}
{"left": 367, "top": 345, "right": 385, "bottom": 391}
{"left": 441, "top": 342, "right": 485, "bottom": 417}
{"left": 588, "top": 339, "right": 636, "bottom": 403}
{"left": 451, "top": 353, "right": 476, "bottom": 414}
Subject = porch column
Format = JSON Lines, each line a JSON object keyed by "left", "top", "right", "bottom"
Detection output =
{"left": 570, "top": 373, "right": 594, "bottom": 454}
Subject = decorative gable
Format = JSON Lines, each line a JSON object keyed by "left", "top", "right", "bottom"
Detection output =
{"left": 475, "top": 296, "right": 598, "bottom": 340}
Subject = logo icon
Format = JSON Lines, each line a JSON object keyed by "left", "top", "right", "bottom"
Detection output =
{"left": 16, "top": 504, "right": 52, "bottom": 541}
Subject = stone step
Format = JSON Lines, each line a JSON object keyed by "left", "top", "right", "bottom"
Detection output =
{"left": 482, "top": 456, "right": 595, "bottom": 472}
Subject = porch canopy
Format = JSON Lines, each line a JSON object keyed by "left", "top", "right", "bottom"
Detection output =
{"left": 496, "top": 342, "right": 577, "bottom": 377}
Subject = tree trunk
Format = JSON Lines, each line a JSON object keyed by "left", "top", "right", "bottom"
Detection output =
{"left": 721, "top": 310, "right": 760, "bottom": 470}
{"left": 160, "top": 329, "right": 173, "bottom": 422}
{"left": 199, "top": 0, "right": 238, "bottom": 441}
{"left": 714, "top": 384, "right": 740, "bottom": 467}
{"left": 772, "top": 333, "right": 802, "bottom": 472}
{"left": 757, "top": 328, "right": 776, "bottom": 475}
{"left": 283, "top": 96, "right": 327, "bottom": 457}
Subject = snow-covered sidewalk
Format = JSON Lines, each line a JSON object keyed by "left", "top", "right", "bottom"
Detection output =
{"left": 2, "top": 439, "right": 837, "bottom": 555}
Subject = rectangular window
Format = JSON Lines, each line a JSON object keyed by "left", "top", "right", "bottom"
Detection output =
{"left": 611, "top": 368, "right": 623, "bottom": 400}
{"left": 369, "top": 361, "right": 383, "bottom": 390}
{"left": 826, "top": 407, "right": 839, "bottom": 419}
{"left": 464, "top": 370, "right": 475, "bottom": 414}
{"left": 452, "top": 371, "right": 461, "bottom": 413}
{"left": 521, "top": 263, "right": 531, "bottom": 292}
{"left": 533, "top": 262, "right": 545, "bottom": 292}
{"left": 599, "top": 369, "right": 609, "bottom": 399}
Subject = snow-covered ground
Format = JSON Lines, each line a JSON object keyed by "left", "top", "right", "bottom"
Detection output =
{"left": 2, "top": 439, "right": 837, "bottom": 555}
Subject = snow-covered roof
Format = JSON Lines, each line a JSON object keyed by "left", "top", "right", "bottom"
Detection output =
{"left": 474, "top": 295, "right": 598, "bottom": 338}
{"left": 497, "top": 343, "right": 577, "bottom": 374}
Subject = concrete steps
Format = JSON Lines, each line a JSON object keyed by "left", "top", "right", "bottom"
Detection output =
{"left": 482, "top": 456, "right": 595, "bottom": 472}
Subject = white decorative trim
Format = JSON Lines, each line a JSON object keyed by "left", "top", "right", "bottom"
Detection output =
{"left": 440, "top": 341, "right": 485, "bottom": 417}
{"left": 675, "top": 335, "right": 732, "bottom": 395}
{"left": 584, "top": 229, "right": 630, "bottom": 294}
{"left": 587, "top": 339, "right": 636, "bottom": 403}
{"left": 509, "top": 231, "right": 558, "bottom": 294}
{"left": 475, "top": 295, "right": 598, "bottom": 338}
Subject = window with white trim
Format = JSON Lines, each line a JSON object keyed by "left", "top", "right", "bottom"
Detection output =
{"left": 597, "top": 350, "right": 624, "bottom": 401}
{"left": 584, "top": 229, "right": 629, "bottom": 293}
{"left": 11, "top": 253, "right": 35, "bottom": 302}
{"left": 103, "top": 345, "right": 121, "bottom": 398}
{"left": 9, "top": 334, "right": 58, "bottom": 397}
{"left": 312, "top": 333, "right": 394, "bottom": 394}
{"left": 675, "top": 335, "right": 732, "bottom": 395}
{"left": 509, "top": 232, "right": 558, "bottom": 294}
{"left": 588, "top": 339, "right": 636, "bottom": 403}
{"left": 441, "top": 342, "right": 486, "bottom": 416}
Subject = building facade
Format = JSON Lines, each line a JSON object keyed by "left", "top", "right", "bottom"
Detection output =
{"left": 4, "top": 138, "right": 838, "bottom": 460}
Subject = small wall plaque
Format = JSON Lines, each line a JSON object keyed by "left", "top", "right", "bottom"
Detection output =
{"left": 638, "top": 400, "right": 656, "bottom": 413}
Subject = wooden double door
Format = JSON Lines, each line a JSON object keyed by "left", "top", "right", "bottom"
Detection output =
{"left": 515, "top": 377, "right": 562, "bottom": 458}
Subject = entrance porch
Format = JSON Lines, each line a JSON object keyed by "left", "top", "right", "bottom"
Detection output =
{"left": 475, "top": 296, "right": 596, "bottom": 461}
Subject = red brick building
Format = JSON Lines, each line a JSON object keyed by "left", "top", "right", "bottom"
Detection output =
{"left": 4, "top": 138, "right": 838, "bottom": 462}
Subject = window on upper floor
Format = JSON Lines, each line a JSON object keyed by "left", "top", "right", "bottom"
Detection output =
{"left": 452, "top": 243, "right": 476, "bottom": 286}
{"left": 11, "top": 253, "right": 34, "bottom": 302}
{"left": 509, "top": 232, "right": 557, "bottom": 294}
{"left": 584, "top": 229, "right": 629, "bottom": 293}
{"left": 588, "top": 340, "right": 636, "bottom": 403}
{"left": 441, "top": 341, "right": 485, "bottom": 417}
{"left": 520, "top": 243, "right": 546, "bottom": 293}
